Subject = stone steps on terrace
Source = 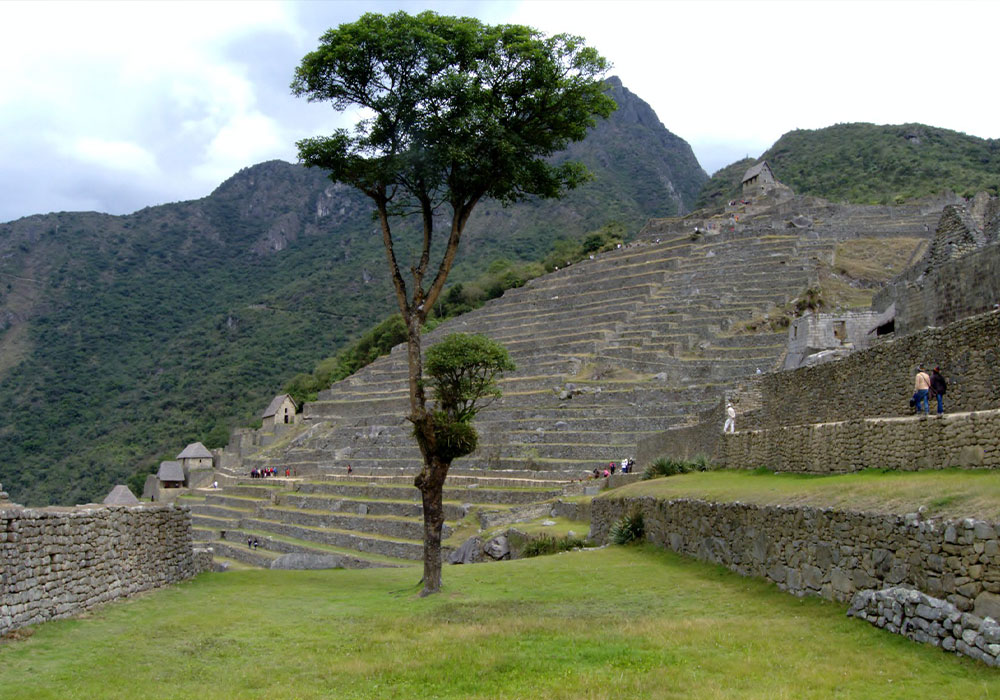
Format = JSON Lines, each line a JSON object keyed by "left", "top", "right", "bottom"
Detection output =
{"left": 281, "top": 492, "right": 468, "bottom": 520}
{"left": 237, "top": 517, "right": 432, "bottom": 561}
{"left": 257, "top": 505, "right": 452, "bottom": 541}
{"left": 215, "top": 528, "right": 413, "bottom": 568}
{"left": 294, "top": 480, "right": 564, "bottom": 505}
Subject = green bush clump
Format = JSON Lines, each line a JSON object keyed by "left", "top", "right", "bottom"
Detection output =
{"left": 609, "top": 508, "right": 645, "bottom": 545}
{"left": 643, "top": 455, "right": 713, "bottom": 480}
{"left": 522, "top": 534, "right": 592, "bottom": 558}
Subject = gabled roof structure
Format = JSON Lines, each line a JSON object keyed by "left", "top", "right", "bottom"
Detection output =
{"left": 103, "top": 484, "right": 140, "bottom": 505}
{"left": 262, "top": 393, "right": 297, "bottom": 418}
{"left": 176, "top": 442, "right": 212, "bottom": 460}
{"left": 157, "top": 461, "right": 185, "bottom": 482}
{"left": 741, "top": 161, "right": 772, "bottom": 184}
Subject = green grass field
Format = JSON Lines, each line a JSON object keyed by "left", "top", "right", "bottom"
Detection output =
{"left": 2, "top": 546, "right": 997, "bottom": 699}
{"left": 612, "top": 469, "right": 1000, "bottom": 521}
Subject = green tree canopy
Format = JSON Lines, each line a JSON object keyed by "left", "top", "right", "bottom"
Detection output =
{"left": 293, "top": 10, "right": 613, "bottom": 595}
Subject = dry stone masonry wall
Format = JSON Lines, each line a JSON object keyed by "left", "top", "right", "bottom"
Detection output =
{"left": 592, "top": 496, "right": 1000, "bottom": 612}
{"left": 1, "top": 504, "right": 199, "bottom": 636}
{"left": 722, "top": 409, "right": 1000, "bottom": 473}
{"left": 848, "top": 587, "right": 1000, "bottom": 666}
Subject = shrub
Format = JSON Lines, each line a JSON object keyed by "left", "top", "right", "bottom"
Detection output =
{"left": 643, "top": 457, "right": 691, "bottom": 479}
{"left": 521, "top": 533, "right": 592, "bottom": 558}
{"left": 609, "top": 508, "right": 645, "bottom": 545}
{"left": 643, "top": 455, "right": 714, "bottom": 480}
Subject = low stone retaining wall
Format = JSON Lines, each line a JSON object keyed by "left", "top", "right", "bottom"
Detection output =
{"left": 721, "top": 409, "right": 1000, "bottom": 472}
{"left": 848, "top": 587, "right": 1000, "bottom": 666}
{"left": 591, "top": 496, "right": 1000, "bottom": 612}
{"left": 1, "top": 504, "right": 199, "bottom": 636}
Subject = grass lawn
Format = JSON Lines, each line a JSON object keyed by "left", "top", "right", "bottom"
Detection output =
{"left": 611, "top": 469, "right": 1000, "bottom": 521}
{"left": 2, "top": 546, "right": 998, "bottom": 699}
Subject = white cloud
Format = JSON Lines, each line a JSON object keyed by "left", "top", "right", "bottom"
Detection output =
{"left": 68, "top": 138, "right": 159, "bottom": 177}
{"left": 0, "top": 0, "right": 998, "bottom": 222}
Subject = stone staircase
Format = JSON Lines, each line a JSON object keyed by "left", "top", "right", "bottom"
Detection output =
{"left": 196, "top": 197, "right": 942, "bottom": 568}
{"left": 185, "top": 470, "right": 581, "bottom": 570}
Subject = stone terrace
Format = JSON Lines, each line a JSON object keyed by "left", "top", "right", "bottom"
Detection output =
{"left": 198, "top": 197, "right": 941, "bottom": 568}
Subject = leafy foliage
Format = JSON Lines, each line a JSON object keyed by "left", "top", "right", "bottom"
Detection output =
{"left": 697, "top": 123, "right": 1000, "bottom": 208}
{"left": 643, "top": 456, "right": 712, "bottom": 480}
{"left": 424, "top": 333, "right": 516, "bottom": 424}
{"left": 609, "top": 507, "right": 645, "bottom": 545}
{"left": 521, "top": 533, "right": 592, "bottom": 557}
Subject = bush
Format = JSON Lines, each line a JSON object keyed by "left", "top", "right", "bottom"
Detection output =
{"left": 521, "top": 533, "right": 592, "bottom": 558}
{"left": 643, "top": 457, "right": 691, "bottom": 479}
{"left": 609, "top": 508, "right": 645, "bottom": 545}
{"left": 643, "top": 455, "right": 713, "bottom": 480}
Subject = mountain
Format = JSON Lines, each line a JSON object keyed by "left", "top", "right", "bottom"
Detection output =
{"left": 697, "top": 123, "right": 1000, "bottom": 209}
{"left": 0, "top": 79, "right": 707, "bottom": 507}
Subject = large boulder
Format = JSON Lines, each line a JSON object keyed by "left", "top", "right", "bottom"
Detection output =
{"left": 447, "top": 536, "right": 483, "bottom": 565}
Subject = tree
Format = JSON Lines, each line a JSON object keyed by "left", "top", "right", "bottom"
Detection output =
{"left": 292, "top": 10, "right": 614, "bottom": 595}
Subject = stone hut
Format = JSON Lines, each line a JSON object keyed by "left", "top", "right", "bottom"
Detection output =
{"left": 177, "top": 442, "right": 213, "bottom": 471}
{"left": 741, "top": 161, "right": 776, "bottom": 198}
{"left": 103, "top": 484, "right": 140, "bottom": 505}
{"left": 262, "top": 394, "right": 298, "bottom": 429}
{"left": 157, "top": 461, "right": 185, "bottom": 489}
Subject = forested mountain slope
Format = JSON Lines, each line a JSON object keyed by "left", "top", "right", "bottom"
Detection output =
{"left": 0, "top": 79, "right": 707, "bottom": 506}
{"left": 697, "top": 123, "right": 1000, "bottom": 209}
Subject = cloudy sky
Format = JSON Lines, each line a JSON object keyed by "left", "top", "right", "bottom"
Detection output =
{"left": 1, "top": 0, "right": 997, "bottom": 223}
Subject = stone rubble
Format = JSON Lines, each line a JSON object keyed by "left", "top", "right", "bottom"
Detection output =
{"left": 848, "top": 586, "right": 1000, "bottom": 666}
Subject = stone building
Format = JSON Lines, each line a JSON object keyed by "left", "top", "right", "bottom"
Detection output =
{"left": 177, "top": 442, "right": 213, "bottom": 471}
{"left": 784, "top": 310, "right": 883, "bottom": 369}
{"left": 262, "top": 394, "right": 298, "bottom": 429}
{"left": 741, "top": 161, "right": 776, "bottom": 198}
{"left": 157, "top": 461, "right": 185, "bottom": 489}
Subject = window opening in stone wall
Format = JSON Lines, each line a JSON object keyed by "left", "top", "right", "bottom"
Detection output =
{"left": 833, "top": 320, "right": 847, "bottom": 341}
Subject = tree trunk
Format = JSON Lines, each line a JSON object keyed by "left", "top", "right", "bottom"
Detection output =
{"left": 416, "top": 462, "right": 447, "bottom": 596}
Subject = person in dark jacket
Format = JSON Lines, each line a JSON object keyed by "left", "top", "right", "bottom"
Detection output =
{"left": 930, "top": 367, "right": 947, "bottom": 415}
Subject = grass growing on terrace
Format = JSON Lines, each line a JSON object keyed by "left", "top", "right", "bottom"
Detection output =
{"left": 609, "top": 469, "right": 1000, "bottom": 521}
{"left": 2, "top": 547, "right": 999, "bottom": 699}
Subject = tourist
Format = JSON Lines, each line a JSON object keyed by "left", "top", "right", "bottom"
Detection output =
{"left": 347, "top": 464, "right": 353, "bottom": 476}
{"left": 913, "top": 366, "right": 931, "bottom": 415}
{"left": 930, "top": 367, "right": 947, "bottom": 415}
{"left": 723, "top": 402, "right": 736, "bottom": 434}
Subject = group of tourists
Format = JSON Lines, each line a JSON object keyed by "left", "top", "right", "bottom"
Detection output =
{"left": 250, "top": 467, "right": 291, "bottom": 478}
{"left": 912, "top": 365, "right": 947, "bottom": 416}
{"left": 592, "top": 458, "right": 634, "bottom": 479}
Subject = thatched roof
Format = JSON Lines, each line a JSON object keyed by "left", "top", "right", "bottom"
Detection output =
{"left": 742, "top": 161, "right": 772, "bottom": 184}
{"left": 176, "top": 442, "right": 212, "bottom": 460}
{"left": 157, "top": 461, "right": 185, "bottom": 482}
{"left": 103, "top": 485, "right": 140, "bottom": 505}
{"left": 262, "top": 393, "right": 297, "bottom": 418}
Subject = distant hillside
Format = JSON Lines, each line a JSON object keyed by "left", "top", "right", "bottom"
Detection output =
{"left": 698, "top": 123, "right": 1000, "bottom": 209}
{"left": 0, "top": 79, "right": 707, "bottom": 507}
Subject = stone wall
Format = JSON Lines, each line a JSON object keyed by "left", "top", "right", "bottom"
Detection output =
{"left": 591, "top": 496, "right": 1000, "bottom": 613}
{"left": 721, "top": 409, "right": 1000, "bottom": 473}
{"left": 738, "top": 309, "right": 1000, "bottom": 432}
{"left": 848, "top": 587, "right": 1000, "bottom": 666}
{"left": 877, "top": 244, "right": 1000, "bottom": 336}
{"left": 1, "top": 504, "right": 198, "bottom": 636}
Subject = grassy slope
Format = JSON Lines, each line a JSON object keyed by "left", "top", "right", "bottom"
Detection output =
{"left": 697, "top": 123, "right": 1000, "bottom": 209}
{"left": 607, "top": 469, "right": 1000, "bottom": 522}
{"left": 2, "top": 547, "right": 997, "bottom": 699}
